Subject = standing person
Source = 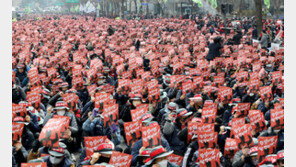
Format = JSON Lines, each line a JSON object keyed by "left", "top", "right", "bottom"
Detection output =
{"left": 260, "top": 30, "right": 270, "bottom": 51}
{"left": 15, "top": 63, "right": 29, "bottom": 88}
{"left": 252, "top": 25, "right": 258, "bottom": 39}
{"left": 206, "top": 37, "right": 223, "bottom": 62}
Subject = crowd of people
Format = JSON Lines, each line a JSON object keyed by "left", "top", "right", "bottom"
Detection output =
{"left": 12, "top": 13, "right": 284, "bottom": 167}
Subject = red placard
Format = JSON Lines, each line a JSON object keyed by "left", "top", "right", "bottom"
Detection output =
{"left": 198, "top": 132, "right": 218, "bottom": 149}
{"left": 131, "top": 79, "right": 144, "bottom": 94}
{"left": 27, "top": 91, "right": 41, "bottom": 112}
{"left": 232, "top": 124, "right": 254, "bottom": 149}
{"left": 213, "top": 76, "right": 224, "bottom": 87}
{"left": 116, "top": 64, "right": 125, "bottom": 76}
{"left": 229, "top": 118, "right": 245, "bottom": 138}
{"left": 87, "top": 84, "right": 97, "bottom": 96}
{"left": 147, "top": 80, "right": 158, "bottom": 90}
{"left": 249, "top": 72, "right": 259, "bottom": 80}
{"left": 84, "top": 136, "right": 111, "bottom": 157}
{"left": 72, "top": 76, "right": 84, "bottom": 90}
{"left": 109, "top": 151, "right": 133, "bottom": 167}
{"left": 90, "top": 58, "right": 103, "bottom": 72}
{"left": 53, "top": 115, "right": 70, "bottom": 139}
{"left": 12, "top": 103, "right": 27, "bottom": 118}
{"left": 236, "top": 71, "right": 249, "bottom": 82}
{"left": 118, "top": 79, "right": 131, "bottom": 94}
{"left": 248, "top": 110, "right": 266, "bottom": 133}
{"left": 182, "top": 80, "right": 193, "bottom": 94}
{"left": 122, "top": 71, "right": 132, "bottom": 79}
{"left": 259, "top": 86, "right": 273, "bottom": 102}
{"left": 198, "top": 148, "right": 220, "bottom": 167}
{"left": 47, "top": 67, "right": 58, "bottom": 79}
{"left": 167, "top": 154, "right": 183, "bottom": 166}
{"left": 173, "top": 62, "right": 184, "bottom": 74}
{"left": 249, "top": 79, "right": 260, "bottom": 93}
{"left": 102, "top": 103, "right": 119, "bottom": 127}
{"left": 95, "top": 92, "right": 110, "bottom": 110}
{"left": 224, "top": 138, "right": 239, "bottom": 158}
{"left": 189, "top": 68, "right": 201, "bottom": 76}
{"left": 100, "top": 84, "right": 115, "bottom": 94}
{"left": 142, "top": 122, "right": 161, "bottom": 148}
{"left": 193, "top": 76, "right": 204, "bottom": 92}
{"left": 218, "top": 86, "right": 233, "bottom": 103}
{"left": 87, "top": 68, "right": 98, "bottom": 84}
{"left": 232, "top": 103, "right": 251, "bottom": 117}
{"left": 258, "top": 136, "right": 278, "bottom": 162}
{"left": 202, "top": 107, "right": 217, "bottom": 123}
{"left": 63, "top": 93, "right": 79, "bottom": 111}
{"left": 28, "top": 67, "right": 41, "bottom": 87}
{"left": 271, "top": 71, "right": 282, "bottom": 85}
{"left": 21, "top": 162, "right": 47, "bottom": 167}
{"left": 270, "top": 109, "right": 284, "bottom": 130}
{"left": 124, "top": 120, "right": 141, "bottom": 146}
{"left": 39, "top": 118, "right": 64, "bottom": 148}
{"left": 12, "top": 122, "right": 24, "bottom": 145}
{"left": 131, "top": 107, "right": 148, "bottom": 121}
{"left": 148, "top": 86, "right": 160, "bottom": 103}
{"left": 72, "top": 64, "right": 83, "bottom": 77}
{"left": 187, "top": 122, "right": 214, "bottom": 143}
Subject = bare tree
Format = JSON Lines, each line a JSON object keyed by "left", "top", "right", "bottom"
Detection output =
{"left": 134, "top": 0, "right": 138, "bottom": 14}
{"left": 254, "top": 0, "right": 263, "bottom": 37}
{"left": 271, "top": 0, "right": 283, "bottom": 19}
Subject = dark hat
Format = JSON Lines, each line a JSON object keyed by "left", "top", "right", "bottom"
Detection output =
{"left": 13, "top": 116, "right": 29, "bottom": 125}
{"left": 49, "top": 147, "right": 65, "bottom": 157}
{"left": 103, "top": 66, "right": 110, "bottom": 72}
{"left": 94, "top": 143, "right": 114, "bottom": 155}
{"left": 130, "top": 93, "right": 143, "bottom": 101}
{"left": 42, "top": 88, "right": 50, "bottom": 99}
{"left": 17, "top": 63, "right": 25, "bottom": 69}
{"left": 249, "top": 146, "right": 258, "bottom": 157}
{"left": 276, "top": 150, "right": 284, "bottom": 161}
{"left": 138, "top": 148, "right": 152, "bottom": 157}
{"left": 167, "top": 102, "right": 178, "bottom": 111}
{"left": 140, "top": 113, "right": 153, "bottom": 123}
{"left": 229, "top": 98, "right": 241, "bottom": 106}
{"left": 60, "top": 82, "right": 69, "bottom": 88}
{"left": 97, "top": 73, "right": 106, "bottom": 79}
{"left": 189, "top": 94, "right": 203, "bottom": 102}
{"left": 177, "top": 108, "right": 193, "bottom": 117}
{"left": 53, "top": 101, "right": 69, "bottom": 111}
{"left": 145, "top": 146, "right": 173, "bottom": 165}
{"left": 261, "top": 154, "right": 277, "bottom": 165}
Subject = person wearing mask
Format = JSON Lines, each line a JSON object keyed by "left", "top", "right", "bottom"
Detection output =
{"left": 41, "top": 145, "right": 75, "bottom": 167}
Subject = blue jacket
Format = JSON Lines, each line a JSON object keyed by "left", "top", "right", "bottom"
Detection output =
{"left": 162, "top": 124, "right": 186, "bottom": 156}
{"left": 131, "top": 137, "right": 171, "bottom": 166}
{"left": 27, "top": 111, "right": 41, "bottom": 133}
{"left": 258, "top": 102, "right": 269, "bottom": 114}
{"left": 82, "top": 117, "right": 121, "bottom": 145}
